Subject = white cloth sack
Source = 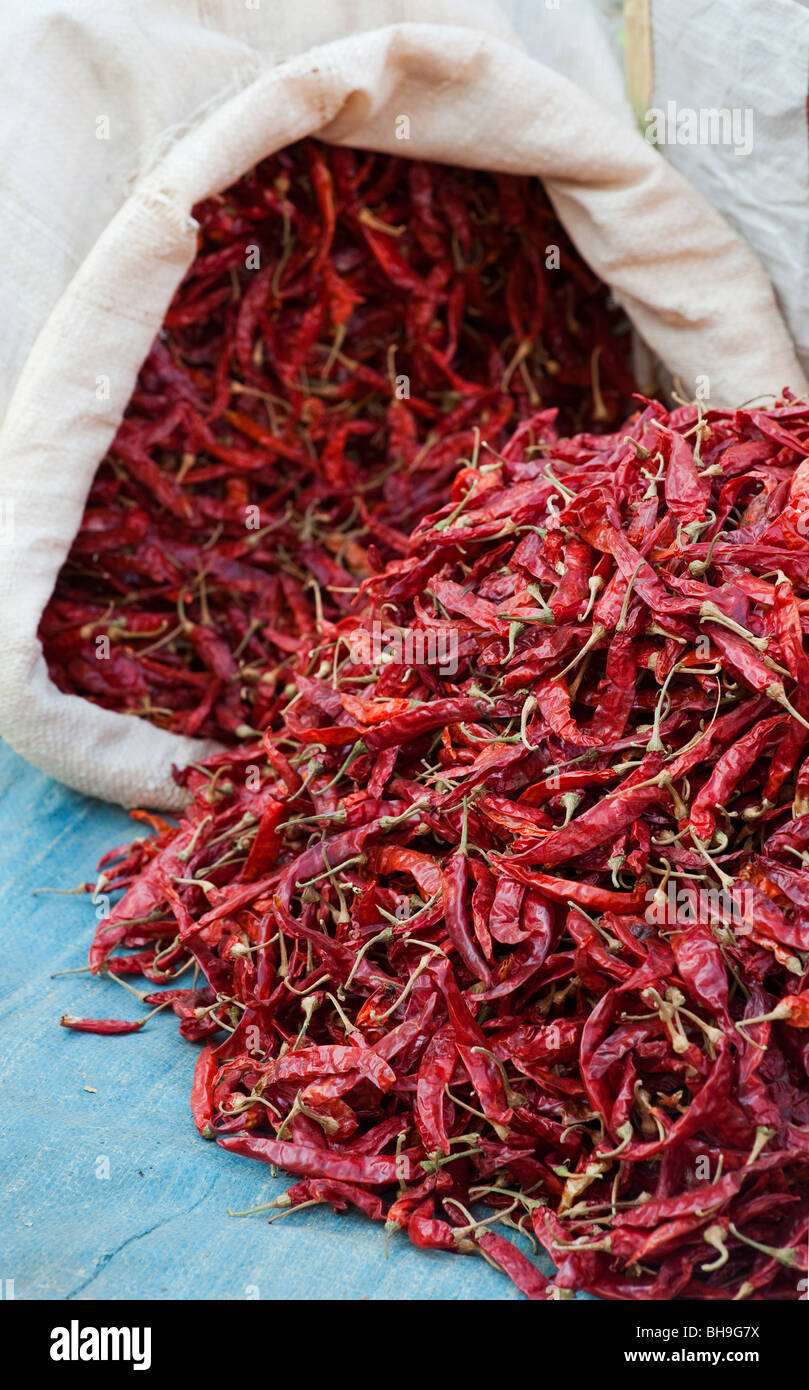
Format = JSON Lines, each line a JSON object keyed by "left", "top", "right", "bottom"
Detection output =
{"left": 0, "top": 0, "right": 804, "bottom": 810}
{"left": 626, "top": 0, "right": 809, "bottom": 382}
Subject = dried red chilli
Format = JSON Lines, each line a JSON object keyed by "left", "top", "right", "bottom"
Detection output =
{"left": 58, "top": 393, "right": 809, "bottom": 1301}
{"left": 60, "top": 1014, "right": 145, "bottom": 1035}
{"left": 39, "top": 140, "right": 634, "bottom": 744}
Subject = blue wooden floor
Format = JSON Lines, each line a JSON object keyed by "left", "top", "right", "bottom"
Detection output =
{"left": 0, "top": 739, "right": 554, "bottom": 1300}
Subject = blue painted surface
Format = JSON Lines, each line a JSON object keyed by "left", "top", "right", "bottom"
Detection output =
{"left": 0, "top": 739, "right": 557, "bottom": 1300}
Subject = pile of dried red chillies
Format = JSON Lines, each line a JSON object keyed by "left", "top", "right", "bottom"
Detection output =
{"left": 62, "top": 393, "right": 809, "bottom": 1300}
{"left": 40, "top": 141, "right": 633, "bottom": 742}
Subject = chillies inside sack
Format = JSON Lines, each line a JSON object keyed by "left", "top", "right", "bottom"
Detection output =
{"left": 40, "top": 141, "right": 635, "bottom": 746}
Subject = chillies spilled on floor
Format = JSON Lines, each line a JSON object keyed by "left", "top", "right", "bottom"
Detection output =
{"left": 62, "top": 393, "right": 809, "bottom": 1300}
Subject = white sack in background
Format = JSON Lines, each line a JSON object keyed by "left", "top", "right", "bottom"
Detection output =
{"left": 0, "top": 0, "right": 804, "bottom": 809}
{"left": 629, "top": 0, "right": 809, "bottom": 379}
